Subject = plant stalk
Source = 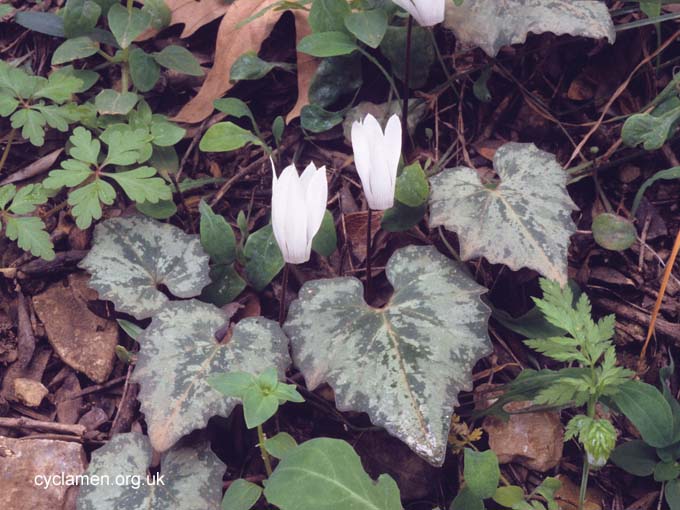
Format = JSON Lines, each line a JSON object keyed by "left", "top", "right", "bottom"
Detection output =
{"left": 278, "top": 263, "right": 290, "bottom": 325}
{"left": 365, "top": 208, "right": 373, "bottom": 301}
{"left": 257, "top": 424, "right": 273, "bottom": 477}
{"left": 402, "top": 15, "right": 414, "bottom": 147}
{"left": 0, "top": 128, "right": 16, "bottom": 174}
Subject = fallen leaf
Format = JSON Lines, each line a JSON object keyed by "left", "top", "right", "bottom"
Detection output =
{"left": 164, "top": 0, "right": 231, "bottom": 38}
{"left": 173, "top": 0, "right": 317, "bottom": 123}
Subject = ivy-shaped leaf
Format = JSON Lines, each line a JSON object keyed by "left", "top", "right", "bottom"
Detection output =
{"left": 284, "top": 246, "right": 491, "bottom": 465}
{"left": 76, "top": 432, "right": 225, "bottom": 510}
{"left": 430, "top": 143, "right": 577, "bottom": 286}
{"left": 444, "top": 0, "right": 615, "bottom": 57}
{"left": 79, "top": 216, "right": 211, "bottom": 320}
{"left": 132, "top": 300, "right": 291, "bottom": 451}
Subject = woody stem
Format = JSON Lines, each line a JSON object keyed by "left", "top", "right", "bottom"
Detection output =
{"left": 401, "top": 15, "right": 414, "bottom": 148}
{"left": 278, "top": 263, "right": 290, "bottom": 326}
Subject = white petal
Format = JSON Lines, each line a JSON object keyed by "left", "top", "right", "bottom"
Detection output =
{"left": 305, "top": 165, "right": 328, "bottom": 244}
{"left": 351, "top": 118, "right": 374, "bottom": 205}
{"left": 299, "top": 161, "right": 318, "bottom": 192}
{"left": 277, "top": 166, "right": 309, "bottom": 263}
{"left": 384, "top": 114, "right": 402, "bottom": 194}
{"left": 391, "top": 0, "right": 418, "bottom": 21}
{"left": 271, "top": 164, "right": 289, "bottom": 261}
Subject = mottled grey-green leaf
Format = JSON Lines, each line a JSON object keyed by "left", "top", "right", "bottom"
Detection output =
{"left": 79, "top": 216, "right": 211, "bottom": 319}
{"left": 132, "top": 300, "right": 290, "bottom": 452}
{"left": 76, "top": 432, "right": 225, "bottom": 510}
{"left": 430, "top": 143, "right": 577, "bottom": 285}
{"left": 444, "top": 0, "right": 615, "bottom": 57}
{"left": 284, "top": 246, "right": 491, "bottom": 465}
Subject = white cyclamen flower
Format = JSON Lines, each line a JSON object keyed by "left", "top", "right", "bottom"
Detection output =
{"left": 351, "top": 113, "right": 402, "bottom": 211}
{"left": 271, "top": 161, "right": 328, "bottom": 264}
{"left": 391, "top": 0, "right": 446, "bottom": 27}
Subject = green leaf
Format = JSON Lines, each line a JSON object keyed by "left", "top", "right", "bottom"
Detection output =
{"left": 622, "top": 107, "right": 680, "bottom": 151}
{"left": 667, "top": 479, "right": 680, "bottom": 510}
{"left": 63, "top": 0, "right": 101, "bottom": 38}
{"left": 214, "top": 97, "right": 256, "bottom": 126}
{"left": 309, "top": 0, "right": 351, "bottom": 33}
{"left": 380, "top": 25, "right": 434, "bottom": 88}
{"left": 107, "top": 3, "right": 150, "bottom": 49}
{"left": 0, "top": 95, "right": 19, "bottom": 117}
{"left": 95, "top": 89, "right": 139, "bottom": 115}
{"left": 430, "top": 143, "right": 578, "bottom": 286}
{"left": 132, "top": 301, "right": 291, "bottom": 450}
{"left": 153, "top": 45, "right": 204, "bottom": 76}
{"left": 272, "top": 116, "right": 285, "bottom": 145}
{"left": 208, "top": 371, "right": 257, "bottom": 398}
{"left": 611, "top": 380, "right": 676, "bottom": 448}
{"left": 129, "top": 47, "right": 161, "bottom": 92}
{"left": 396, "top": 162, "right": 429, "bottom": 207}
{"left": 344, "top": 9, "right": 388, "bottom": 48}
{"left": 199, "top": 200, "right": 237, "bottom": 264}
{"left": 8, "top": 183, "right": 48, "bottom": 214}
{"left": 11, "top": 108, "right": 46, "bottom": 146}
{"left": 610, "top": 440, "right": 658, "bottom": 477}
{"left": 300, "top": 104, "right": 344, "bottom": 133}
{"left": 655, "top": 461, "right": 680, "bottom": 482}
{"left": 142, "top": 0, "right": 171, "bottom": 30}
{"left": 464, "top": 448, "right": 500, "bottom": 499}
{"left": 591, "top": 213, "right": 636, "bottom": 251}
{"left": 105, "top": 166, "right": 172, "bottom": 203}
{"left": 33, "top": 104, "right": 74, "bottom": 132}
{"left": 0, "top": 5, "right": 14, "bottom": 17}
{"left": 44, "top": 160, "right": 93, "bottom": 191}
{"left": 381, "top": 201, "right": 426, "bottom": 232}
{"left": 5, "top": 216, "right": 55, "bottom": 261}
{"left": 243, "top": 224, "right": 284, "bottom": 291}
{"left": 69, "top": 126, "right": 101, "bottom": 165}
{"left": 117, "top": 318, "right": 143, "bottom": 340}
{"left": 33, "top": 72, "right": 83, "bottom": 103}
{"left": 443, "top": 0, "right": 615, "bottom": 57}
{"left": 311, "top": 210, "right": 337, "bottom": 257}
{"left": 308, "top": 54, "right": 362, "bottom": 108}
{"left": 136, "top": 199, "right": 177, "bottom": 219}
{"left": 68, "top": 178, "right": 116, "bottom": 229}
{"left": 263, "top": 432, "right": 298, "bottom": 459}
{"left": 264, "top": 438, "right": 403, "bottom": 510}
{"left": 101, "top": 126, "right": 150, "bottom": 166}
{"left": 0, "top": 184, "right": 16, "bottom": 210}
{"left": 80, "top": 216, "right": 210, "bottom": 319}
{"left": 199, "top": 122, "right": 263, "bottom": 152}
{"left": 230, "top": 51, "right": 290, "bottom": 82}
{"left": 242, "top": 386, "right": 280, "bottom": 428}
{"left": 450, "top": 487, "right": 484, "bottom": 510}
{"left": 76, "top": 433, "right": 225, "bottom": 510}
{"left": 493, "top": 486, "right": 526, "bottom": 508}
{"left": 149, "top": 145, "right": 179, "bottom": 174}
{"left": 632, "top": 166, "right": 680, "bottom": 215}
{"left": 297, "top": 32, "right": 358, "bottom": 57}
{"left": 201, "top": 264, "right": 247, "bottom": 306}
{"left": 49, "top": 66, "right": 100, "bottom": 93}
{"left": 284, "top": 246, "right": 491, "bottom": 465}
{"left": 222, "top": 479, "right": 262, "bottom": 510}
{"left": 52, "top": 36, "right": 99, "bottom": 65}
{"left": 150, "top": 118, "right": 185, "bottom": 146}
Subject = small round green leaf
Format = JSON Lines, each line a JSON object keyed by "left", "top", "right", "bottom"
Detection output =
{"left": 610, "top": 440, "right": 658, "bottom": 476}
{"left": 200, "top": 122, "right": 263, "bottom": 152}
{"left": 129, "top": 48, "right": 160, "bottom": 93}
{"left": 297, "top": 31, "right": 358, "bottom": 57}
{"left": 396, "top": 162, "right": 429, "bottom": 207}
{"left": 153, "top": 45, "right": 204, "bottom": 76}
{"left": 463, "top": 448, "right": 500, "bottom": 499}
{"left": 221, "top": 479, "right": 262, "bottom": 510}
{"left": 344, "top": 9, "right": 388, "bottom": 49}
{"left": 263, "top": 432, "right": 298, "bottom": 459}
{"left": 311, "top": 210, "right": 337, "bottom": 257}
{"left": 592, "top": 213, "right": 636, "bottom": 251}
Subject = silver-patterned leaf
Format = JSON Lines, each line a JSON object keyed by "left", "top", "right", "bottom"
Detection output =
{"left": 429, "top": 143, "right": 578, "bottom": 285}
{"left": 284, "top": 245, "right": 491, "bottom": 465}
{"left": 76, "top": 432, "right": 225, "bottom": 510}
{"left": 79, "top": 215, "right": 211, "bottom": 319}
{"left": 132, "top": 300, "right": 290, "bottom": 452}
{"left": 444, "top": 0, "right": 615, "bottom": 56}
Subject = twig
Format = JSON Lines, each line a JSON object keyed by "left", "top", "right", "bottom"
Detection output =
{"left": 0, "top": 417, "right": 86, "bottom": 436}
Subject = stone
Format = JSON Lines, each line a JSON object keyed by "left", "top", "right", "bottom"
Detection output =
{"left": 0, "top": 436, "right": 87, "bottom": 510}
{"left": 14, "top": 378, "right": 48, "bottom": 407}
{"left": 32, "top": 273, "right": 118, "bottom": 383}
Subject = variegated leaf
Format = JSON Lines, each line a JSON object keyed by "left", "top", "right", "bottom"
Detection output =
{"left": 132, "top": 300, "right": 290, "bottom": 452}
{"left": 444, "top": 0, "right": 615, "bottom": 56}
{"left": 430, "top": 143, "right": 577, "bottom": 285}
{"left": 76, "top": 432, "right": 225, "bottom": 510}
{"left": 284, "top": 246, "right": 491, "bottom": 465}
{"left": 79, "top": 215, "right": 211, "bottom": 319}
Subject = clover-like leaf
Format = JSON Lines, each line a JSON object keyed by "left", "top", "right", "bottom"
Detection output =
{"left": 444, "top": 0, "right": 615, "bottom": 57}
{"left": 430, "top": 143, "right": 577, "bottom": 286}
{"left": 76, "top": 432, "right": 225, "bottom": 510}
{"left": 132, "top": 300, "right": 291, "bottom": 451}
{"left": 284, "top": 245, "right": 491, "bottom": 465}
{"left": 264, "top": 438, "right": 403, "bottom": 510}
{"left": 79, "top": 216, "right": 211, "bottom": 319}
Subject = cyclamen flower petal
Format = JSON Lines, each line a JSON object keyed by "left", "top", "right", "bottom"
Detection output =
{"left": 351, "top": 113, "right": 402, "bottom": 210}
{"left": 271, "top": 160, "right": 328, "bottom": 264}
{"left": 391, "top": 0, "right": 445, "bottom": 27}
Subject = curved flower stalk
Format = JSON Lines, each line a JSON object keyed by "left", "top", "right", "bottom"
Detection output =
{"left": 391, "top": 0, "right": 446, "bottom": 27}
{"left": 271, "top": 160, "right": 328, "bottom": 264}
{"left": 351, "top": 113, "right": 402, "bottom": 211}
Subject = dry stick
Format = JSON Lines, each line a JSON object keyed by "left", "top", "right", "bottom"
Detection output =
{"left": 0, "top": 417, "right": 86, "bottom": 436}
{"left": 565, "top": 28, "right": 680, "bottom": 169}
{"left": 638, "top": 227, "right": 680, "bottom": 371}
{"left": 402, "top": 15, "right": 414, "bottom": 148}
{"left": 0, "top": 128, "right": 16, "bottom": 174}
{"left": 278, "top": 263, "right": 290, "bottom": 326}
{"left": 365, "top": 208, "right": 373, "bottom": 302}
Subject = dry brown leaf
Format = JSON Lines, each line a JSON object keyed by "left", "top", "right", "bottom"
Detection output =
{"left": 172, "top": 0, "right": 317, "bottom": 123}
{"left": 164, "top": 0, "right": 231, "bottom": 38}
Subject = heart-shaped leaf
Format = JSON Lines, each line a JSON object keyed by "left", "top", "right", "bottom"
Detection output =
{"left": 284, "top": 245, "right": 491, "bottom": 465}
{"left": 79, "top": 216, "right": 211, "bottom": 320}
{"left": 76, "top": 432, "right": 225, "bottom": 510}
{"left": 430, "top": 143, "right": 577, "bottom": 285}
{"left": 132, "top": 299, "right": 290, "bottom": 451}
{"left": 264, "top": 438, "right": 402, "bottom": 510}
{"left": 444, "top": 0, "right": 615, "bottom": 57}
